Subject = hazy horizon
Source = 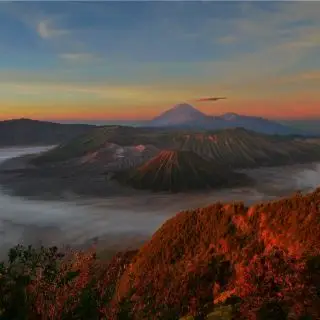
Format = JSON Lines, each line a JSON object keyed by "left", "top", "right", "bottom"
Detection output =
{"left": 2, "top": 107, "right": 320, "bottom": 126}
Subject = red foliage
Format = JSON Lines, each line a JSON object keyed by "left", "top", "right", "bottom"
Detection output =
{"left": 234, "top": 250, "right": 319, "bottom": 319}
{"left": 2, "top": 188, "right": 320, "bottom": 319}
{"left": 24, "top": 249, "right": 137, "bottom": 319}
{"left": 114, "top": 188, "right": 320, "bottom": 319}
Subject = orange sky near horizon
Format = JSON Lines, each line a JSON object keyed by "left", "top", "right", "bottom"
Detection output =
{"left": 1, "top": 98, "right": 319, "bottom": 121}
{"left": 1, "top": 2, "right": 320, "bottom": 122}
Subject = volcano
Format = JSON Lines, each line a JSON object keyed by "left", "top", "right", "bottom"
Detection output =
{"left": 149, "top": 103, "right": 207, "bottom": 127}
{"left": 148, "top": 103, "right": 307, "bottom": 135}
{"left": 114, "top": 149, "right": 250, "bottom": 192}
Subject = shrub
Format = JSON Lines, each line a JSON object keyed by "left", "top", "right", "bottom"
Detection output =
{"left": 0, "top": 245, "right": 136, "bottom": 319}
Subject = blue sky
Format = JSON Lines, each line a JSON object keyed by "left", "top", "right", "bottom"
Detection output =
{"left": 0, "top": 1, "right": 319, "bottom": 120}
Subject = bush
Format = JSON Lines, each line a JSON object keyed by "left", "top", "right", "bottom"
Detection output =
{"left": 0, "top": 245, "right": 135, "bottom": 319}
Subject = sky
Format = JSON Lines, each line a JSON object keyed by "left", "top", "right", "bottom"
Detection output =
{"left": 0, "top": 1, "right": 319, "bottom": 121}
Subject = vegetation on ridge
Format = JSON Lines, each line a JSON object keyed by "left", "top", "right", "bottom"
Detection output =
{"left": 0, "top": 189, "right": 320, "bottom": 319}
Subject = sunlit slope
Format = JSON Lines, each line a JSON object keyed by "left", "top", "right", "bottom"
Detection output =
{"left": 113, "top": 188, "right": 320, "bottom": 319}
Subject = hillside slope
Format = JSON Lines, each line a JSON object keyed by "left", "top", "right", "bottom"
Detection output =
{"left": 113, "top": 188, "right": 320, "bottom": 319}
{"left": 0, "top": 189, "right": 320, "bottom": 319}
{"left": 0, "top": 118, "right": 96, "bottom": 146}
{"left": 114, "top": 150, "right": 250, "bottom": 192}
{"left": 169, "top": 128, "right": 320, "bottom": 168}
{"left": 32, "top": 126, "right": 320, "bottom": 170}
{"left": 83, "top": 143, "right": 160, "bottom": 172}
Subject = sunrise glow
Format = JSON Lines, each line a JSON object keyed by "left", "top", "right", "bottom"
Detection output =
{"left": 0, "top": 1, "right": 319, "bottom": 121}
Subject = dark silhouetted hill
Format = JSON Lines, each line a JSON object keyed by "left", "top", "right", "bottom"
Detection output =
{"left": 0, "top": 118, "right": 96, "bottom": 146}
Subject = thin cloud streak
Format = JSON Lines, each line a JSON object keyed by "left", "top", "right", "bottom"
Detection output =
{"left": 37, "top": 18, "right": 69, "bottom": 39}
{"left": 195, "top": 97, "right": 227, "bottom": 102}
{"left": 59, "top": 53, "right": 98, "bottom": 63}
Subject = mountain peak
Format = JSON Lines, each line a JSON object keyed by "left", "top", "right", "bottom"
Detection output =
{"left": 172, "top": 103, "right": 196, "bottom": 111}
{"left": 150, "top": 103, "right": 206, "bottom": 126}
{"left": 148, "top": 105, "right": 303, "bottom": 135}
{"left": 221, "top": 112, "right": 240, "bottom": 120}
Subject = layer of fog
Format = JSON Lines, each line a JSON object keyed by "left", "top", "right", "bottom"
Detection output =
{"left": 0, "top": 147, "right": 319, "bottom": 258}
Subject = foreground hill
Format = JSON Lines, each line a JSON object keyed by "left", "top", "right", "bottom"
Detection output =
{"left": 114, "top": 150, "right": 250, "bottom": 192}
{"left": 148, "top": 103, "right": 307, "bottom": 135}
{"left": 32, "top": 126, "right": 320, "bottom": 170}
{"left": 0, "top": 118, "right": 96, "bottom": 146}
{"left": 113, "top": 188, "right": 320, "bottom": 319}
{"left": 1, "top": 188, "right": 320, "bottom": 319}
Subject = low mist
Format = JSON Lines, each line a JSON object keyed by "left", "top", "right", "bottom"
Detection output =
{"left": 0, "top": 147, "right": 319, "bottom": 259}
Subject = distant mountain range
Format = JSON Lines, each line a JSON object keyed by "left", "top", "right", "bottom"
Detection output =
{"left": 0, "top": 104, "right": 320, "bottom": 146}
{"left": 0, "top": 106, "right": 317, "bottom": 148}
{"left": 282, "top": 119, "right": 320, "bottom": 135}
{"left": 148, "top": 103, "right": 308, "bottom": 135}
{"left": 0, "top": 118, "right": 96, "bottom": 147}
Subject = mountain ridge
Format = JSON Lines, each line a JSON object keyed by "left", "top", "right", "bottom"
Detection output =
{"left": 0, "top": 118, "right": 97, "bottom": 146}
{"left": 0, "top": 110, "right": 314, "bottom": 148}
{"left": 111, "top": 187, "right": 320, "bottom": 319}
{"left": 18, "top": 125, "right": 320, "bottom": 196}
{"left": 150, "top": 103, "right": 207, "bottom": 127}
{"left": 149, "top": 104, "right": 309, "bottom": 135}
{"left": 31, "top": 126, "right": 320, "bottom": 171}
